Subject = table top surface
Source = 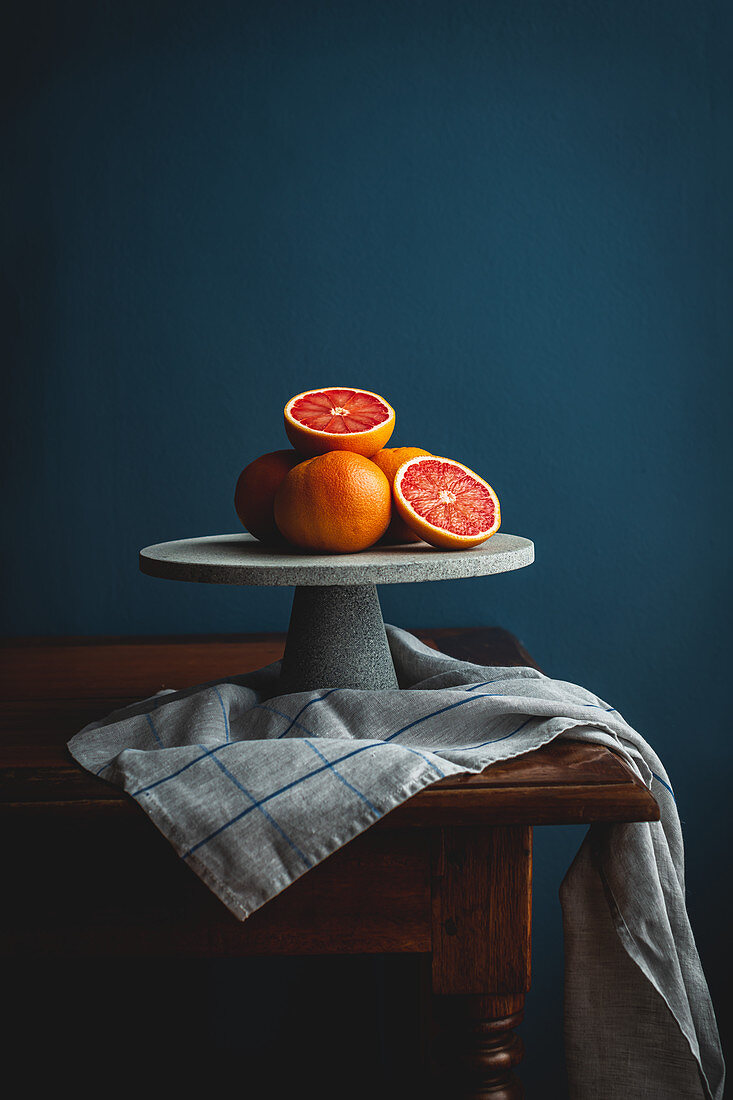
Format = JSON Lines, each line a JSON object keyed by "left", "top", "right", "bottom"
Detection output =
{"left": 1, "top": 628, "right": 659, "bottom": 959}
{"left": 139, "top": 531, "right": 535, "bottom": 586}
{"left": 1, "top": 628, "right": 658, "bottom": 828}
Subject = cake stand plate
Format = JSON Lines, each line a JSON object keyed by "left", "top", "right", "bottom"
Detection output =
{"left": 139, "top": 533, "right": 534, "bottom": 694}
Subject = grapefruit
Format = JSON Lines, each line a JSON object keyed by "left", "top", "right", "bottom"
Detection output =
{"left": 274, "top": 450, "right": 392, "bottom": 553}
{"left": 371, "top": 446, "right": 431, "bottom": 543}
{"left": 393, "top": 455, "right": 501, "bottom": 550}
{"left": 234, "top": 449, "right": 302, "bottom": 543}
{"left": 284, "top": 387, "right": 395, "bottom": 458}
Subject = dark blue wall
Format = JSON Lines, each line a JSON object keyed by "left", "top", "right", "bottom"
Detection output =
{"left": 3, "top": 1, "right": 731, "bottom": 1091}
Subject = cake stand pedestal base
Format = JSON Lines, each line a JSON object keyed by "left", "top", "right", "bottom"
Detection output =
{"left": 279, "top": 584, "right": 399, "bottom": 694}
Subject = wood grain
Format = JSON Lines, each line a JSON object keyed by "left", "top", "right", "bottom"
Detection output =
{"left": 430, "top": 822, "right": 532, "bottom": 1097}
{"left": 0, "top": 630, "right": 658, "bottom": 826}
{"left": 0, "top": 627, "right": 658, "bottom": 963}
{"left": 0, "top": 627, "right": 529, "bottom": 700}
{"left": 0, "top": 627, "right": 660, "bottom": 1099}
{"left": 2, "top": 812, "right": 432, "bottom": 956}
{"left": 431, "top": 827, "right": 532, "bottom": 996}
{"left": 432, "top": 996, "right": 526, "bottom": 1100}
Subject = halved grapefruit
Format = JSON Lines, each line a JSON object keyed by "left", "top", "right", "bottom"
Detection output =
{"left": 393, "top": 455, "right": 501, "bottom": 550}
{"left": 284, "top": 387, "right": 395, "bottom": 457}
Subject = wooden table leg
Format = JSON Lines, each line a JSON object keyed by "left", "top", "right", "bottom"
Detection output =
{"left": 430, "top": 825, "right": 532, "bottom": 1098}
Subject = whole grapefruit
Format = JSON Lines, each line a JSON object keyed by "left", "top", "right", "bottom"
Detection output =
{"left": 234, "top": 449, "right": 302, "bottom": 543}
{"left": 274, "top": 450, "right": 392, "bottom": 553}
{"left": 371, "top": 446, "right": 431, "bottom": 543}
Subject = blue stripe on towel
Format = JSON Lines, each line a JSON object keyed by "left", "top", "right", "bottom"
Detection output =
{"left": 145, "top": 712, "right": 164, "bottom": 747}
{"left": 184, "top": 751, "right": 312, "bottom": 865}
{"left": 258, "top": 704, "right": 316, "bottom": 738}
{"left": 131, "top": 744, "right": 225, "bottom": 796}
{"left": 304, "top": 739, "right": 380, "bottom": 813}
{"left": 384, "top": 692, "right": 505, "bottom": 741}
{"left": 275, "top": 689, "right": 339, "bottom": 738}
{"left": 652, "top": 771, "right": 675, "bottom": 799}
{"left": 176, "top": 739, "right": 442, "bottom": 854}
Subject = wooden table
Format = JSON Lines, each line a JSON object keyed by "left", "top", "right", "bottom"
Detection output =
{"left": 0, "top": 628, "right": 658, "bottom": 1098}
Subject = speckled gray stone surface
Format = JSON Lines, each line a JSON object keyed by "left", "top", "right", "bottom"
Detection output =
{"left": 279, "top": 584, "right": 399, "bottom": 693}
{"left": 139, "top": 531, "right": 535, "bottom": 692}
{"left": 139, "top": 532, "right": 534, "bottom": 586}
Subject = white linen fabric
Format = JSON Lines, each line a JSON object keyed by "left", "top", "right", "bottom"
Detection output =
{"left": 68, "top": 625, "right": 723, "bottom": 1099}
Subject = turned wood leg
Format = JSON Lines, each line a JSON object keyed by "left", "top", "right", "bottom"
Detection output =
{"left": 430, "top": 826, "right": 532, "bottom": 1099}
{"left": 432, "top": 994, "right": 525, "bottom": 1099}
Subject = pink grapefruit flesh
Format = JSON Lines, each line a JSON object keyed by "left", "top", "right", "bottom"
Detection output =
{"left": 393, "top": 456, "right": 501, "bottom": 549}
{"left": 284, "top": 387, "right": 395, "bottom": 457}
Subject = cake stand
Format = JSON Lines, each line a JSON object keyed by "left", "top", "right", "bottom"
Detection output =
{"left": 139, "top": 533, "right": 534, "bottom": 694}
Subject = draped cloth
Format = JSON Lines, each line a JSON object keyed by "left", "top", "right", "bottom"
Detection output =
{"left": 68, "top": 625, "right": 724, "bottom": 1099}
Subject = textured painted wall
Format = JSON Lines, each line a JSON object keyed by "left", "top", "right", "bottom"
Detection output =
{"left": 3, "top": 0, "right": 731, "bottom": 1090}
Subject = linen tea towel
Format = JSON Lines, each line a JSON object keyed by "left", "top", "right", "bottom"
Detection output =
{"left": 68, "top": 625, "right": 724, "bottom": 1099}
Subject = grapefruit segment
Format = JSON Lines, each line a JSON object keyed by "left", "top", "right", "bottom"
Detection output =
{"left": 284, "top": 387, "right": 395, "bottom": 457}
{"left": 393, "top": 456, "right": 501, "bottom": 550}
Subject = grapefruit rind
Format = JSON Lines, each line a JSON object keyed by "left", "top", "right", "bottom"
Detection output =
{"left": 273, "top": 450, "right": 392, "bottom": 553}
{"left": 234, "top": 449, "right": 302, "bottom": 545}
{"left": 393, "top": 455, "right": 501, "bottom": 550}
{"left": 371, "top": 446, "right": 432, "bottom": 544}
{"left": 284, "top": 387, "right": 396, "bottom": 457}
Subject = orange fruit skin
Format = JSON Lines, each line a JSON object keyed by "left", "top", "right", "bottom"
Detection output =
{"left": 234, "top": 449, "right": 303, "bottom": 543}
{"left": 274, "top": 450, "right": 392, "bottom": 553}
{"left": 370, "top": 447, "right": 431, "bottom": 543}
{"left": 393, "top": 456, "right": 501, "bottom": 550}
{"left": 284, "top": 387, "right": 396, "bottom": 458}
